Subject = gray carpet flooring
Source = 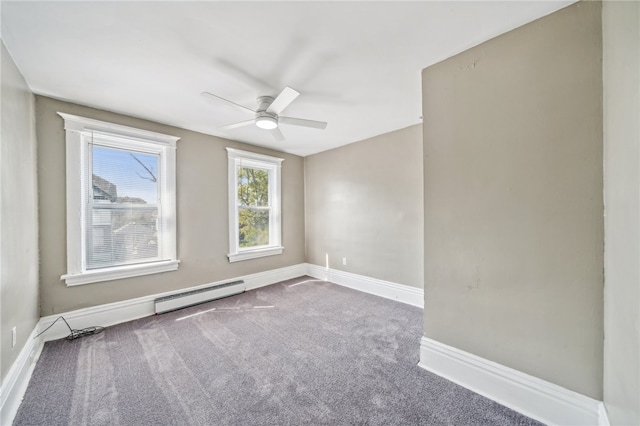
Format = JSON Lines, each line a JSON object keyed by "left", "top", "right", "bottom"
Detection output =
{"left": 14, "top": 277, "right": 543, "bottom": 425}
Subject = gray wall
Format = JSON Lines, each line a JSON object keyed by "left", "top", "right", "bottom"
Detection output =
{"left": 422, "top": 1, "right": 603, "bottom": 399}
{"left": 305, "top": 125, "right": 423, "bottom": 289}
{"left": 0, "top": 41, "right": 39, "bottom": 382}
{"left": 36, "top": 96, "right": 305, "bottom": 315}
{"left": 603, "top": 1, "right": 640, "bottom": 424}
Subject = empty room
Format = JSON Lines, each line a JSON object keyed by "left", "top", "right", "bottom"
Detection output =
{"left": 1, "top": 1, "right": 638, "bottom": 425}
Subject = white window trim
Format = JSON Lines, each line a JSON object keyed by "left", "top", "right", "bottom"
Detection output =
{"left": 226, "top": 147, "right": 284, "bottom": 263}
{"left": 58, "top": 112, "right": 180, "bottom": 286}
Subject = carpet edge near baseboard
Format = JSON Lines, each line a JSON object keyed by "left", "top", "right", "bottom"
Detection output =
{"left": 418, "top": 337, "right": 609, "bottom": 426}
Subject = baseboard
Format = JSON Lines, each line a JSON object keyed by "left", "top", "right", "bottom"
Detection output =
{"left": 598, "top": 403, "right": 610, "bottom": 426}
{"left": 38, "top": 263, "right": 308, "bottom": 342}
{"left": 245, "top": 263, "right": 307, "bottom": 291}
{"left": 0, "top": 326, "right": 45, "bottom": 426}
{"left": 37, "top": 262, "right": 418, "bottom": 342}
{"left": 305, "top": 263, "right": 424, "bottom": 308}
{"left": 418, "top": 337, "right": 606, "bottom": 425}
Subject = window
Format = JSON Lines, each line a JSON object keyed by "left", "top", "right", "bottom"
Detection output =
{"left": 59, "top": 113, "right": 179, "bottom": 286}
{"left": 227, "top": 148, "right": 284, "bottom": 262}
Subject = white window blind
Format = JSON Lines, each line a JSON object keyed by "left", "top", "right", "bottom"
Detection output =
{"left": 87, "top": 144, "right": 161, "bottom": 269}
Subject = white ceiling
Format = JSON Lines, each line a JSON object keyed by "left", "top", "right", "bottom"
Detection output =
{"left": 1, "top": 1, "right": 574, "bottom": 157}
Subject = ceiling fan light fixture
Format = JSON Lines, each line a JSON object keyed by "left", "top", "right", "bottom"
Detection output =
{"left": 256, "top": 115, "right": 278, "bottom": 130}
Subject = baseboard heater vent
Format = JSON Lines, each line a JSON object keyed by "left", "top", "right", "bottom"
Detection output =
{"left": 154, "top": 280, "right": 245, "bottom": 314}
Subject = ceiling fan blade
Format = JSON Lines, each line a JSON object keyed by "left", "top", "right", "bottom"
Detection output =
{"left": 270, "top": 127, "right": 285, "bottom": 142}
{"left": 201, "top": 92, "right": 255, "bottom": 115}
{"left": 212, "top": 58, "right": 276, "bottom": 93}
{"left": 218, "top": 119, "right": 255, "bottom": 130}
{"left": 279, "top": 116, "right": 327, "bottom": 130}
{"left": 267, "top": 87, "right": 300, "bottom": 115}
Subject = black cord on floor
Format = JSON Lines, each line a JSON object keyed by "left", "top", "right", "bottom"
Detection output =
{"left": 34, "top": 316, "right": 105, "bottom": 341}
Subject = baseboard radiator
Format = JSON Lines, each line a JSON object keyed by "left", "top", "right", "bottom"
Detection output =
{"left": 154, "top": 280, "right": 245, "bottom": 314}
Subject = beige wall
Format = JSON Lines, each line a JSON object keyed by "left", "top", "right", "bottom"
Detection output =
{"left": 603, "top": 1, "right": 640, "bottom": 424}
{"left": 422, "top": 1, "right": 603, "bottom": 399}
{"left": 36, "top": 96, "right": 305, "bottom": 315}
{"left": 0, "top": 41, "right": 39, "bottom": 382}
{"left": 305, "top": 125, "right": 423, "bottom": 289}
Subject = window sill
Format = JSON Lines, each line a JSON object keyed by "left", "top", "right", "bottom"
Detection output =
{"left": 227, "top": 247, "right": 284, "bottom": 263}
{"left": 61, "top": 259, "right": 180, "bottom": 286}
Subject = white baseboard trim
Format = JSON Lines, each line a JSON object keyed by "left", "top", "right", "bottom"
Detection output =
{"left": 245, "top": 263, "right": 307, "bottom": 291}
{"left": 598, "top": 403, "right": 610, "bottom": 426}
{"left": 0, "top": 326, "right": 45, "bottom": 426}
{"left": 305, "top": 263, "right": 424, "bottom": 308}
{"left": 38, "top": 263, "right": 308, "bottom": 342}
{"left": 419, "top": 337, "right": 607, "bottom": 426}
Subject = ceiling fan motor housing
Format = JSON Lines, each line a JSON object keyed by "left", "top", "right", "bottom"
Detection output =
{"left": 255, "top": 96, "right": 278, "bottom": 129}
{"left": 256, "top": 96, "right": 275, "bottom": 112}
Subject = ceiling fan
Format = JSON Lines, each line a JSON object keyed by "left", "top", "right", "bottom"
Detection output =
{"left": 202, "top": 87, "right": 327, "bottom": 142}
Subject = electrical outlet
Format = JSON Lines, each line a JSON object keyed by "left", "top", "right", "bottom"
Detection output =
{"left": 11, "top": 326, "right": 16, "bottom": 348}
{"left": 342, "top": 257, "right": 347, "bottom": 266}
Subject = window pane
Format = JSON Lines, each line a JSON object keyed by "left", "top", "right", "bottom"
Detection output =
{"left": 89, "top": 145, "right": 160, "bottom": 269}
{"left": 92, "top": 146, "right": 159, "bottom": 204}
{"left": 239, "top": 208, "right": 269, "bottom": 248}
{"left": 87, "top": 206, "right": 158, "bottom": 269}
{"left": 237, "top": 167, "right": 269, "bottom": 207}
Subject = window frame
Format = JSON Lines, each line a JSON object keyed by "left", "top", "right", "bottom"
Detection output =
{"left": 59, "top": 113, "right": 180, "bottom": 286}
{"left": 226, "top": 147, "right": 284, "bottom": 262}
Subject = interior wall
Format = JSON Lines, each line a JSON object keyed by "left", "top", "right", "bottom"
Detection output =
{"left": 0, "top": 41, "right": 39, "bottom": 382}
{"left": 422, "top": 1, "right": 603, "bottom": 399}
{"left": 305, "top": 124, "right": 423, "bottom": 289}
{"left": 602, "top": 1, "right": 640, "bottom": 424}
{"left": 36, "top": 96, "right": 305, "bottom": 316}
